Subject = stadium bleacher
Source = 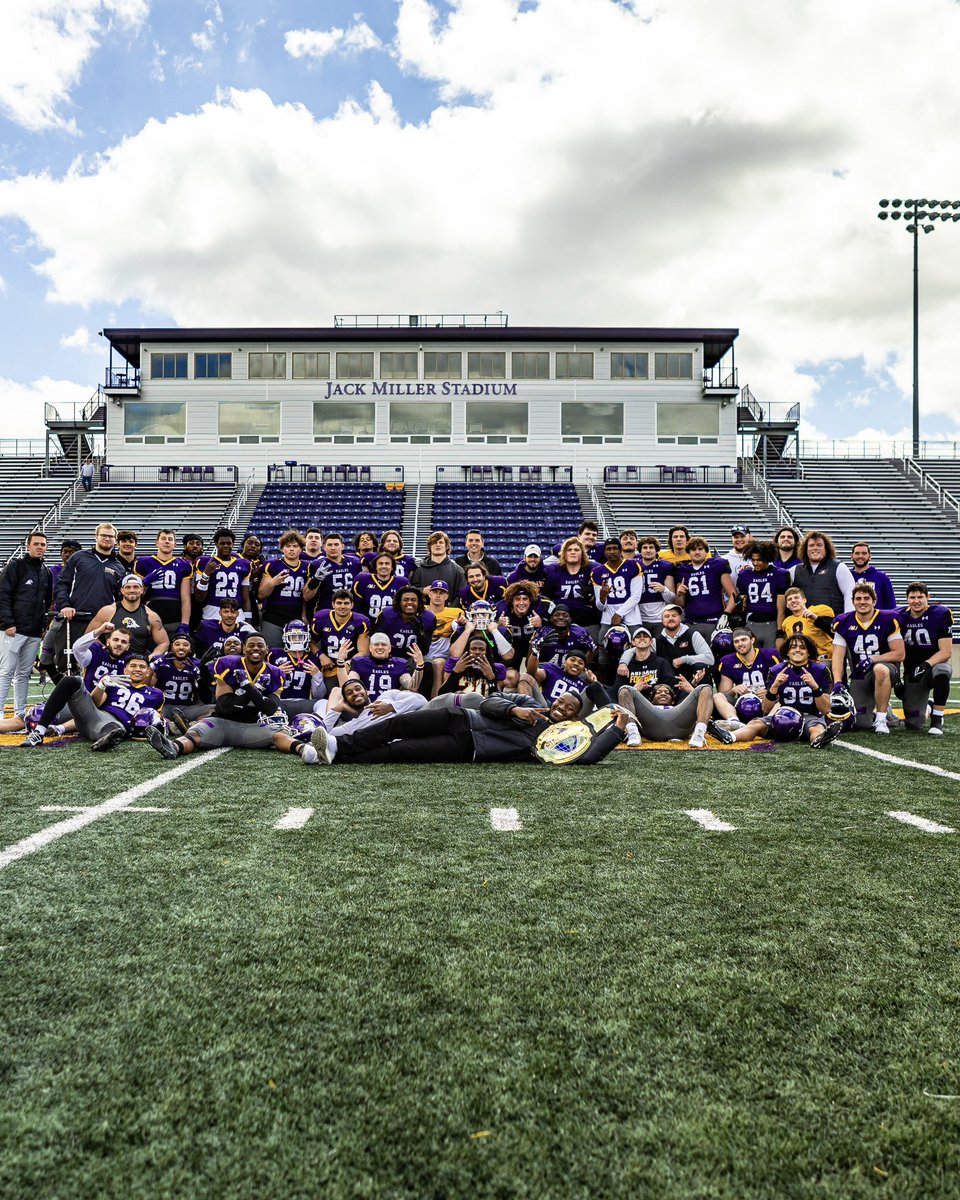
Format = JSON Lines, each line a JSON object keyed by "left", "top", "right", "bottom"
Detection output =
{"left": 244, "top": 483, "right": 407, "bottom": 552}
{"left": 0, "top": 457, "right": 78, "bottom": 565}
{"left": 602, "top": 483, "right": 781, "bottom": 552}
{"left": 429, "top": 483, "right": 584, "bottom": 567}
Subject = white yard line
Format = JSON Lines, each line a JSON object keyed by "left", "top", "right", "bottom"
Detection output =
{"left": 39, "top": 805, "right": 169, "bottom": 814}
{"left": 836, "top": 740, "right": 960, "bottom": 783}
{"left": 886, "top": 811, "right": 956, "bottom": 835}
{"left": 273, "top": 807, "right": 315, "bottom": 830}
{"left": 0, "top": 749, "right": 230, "bottom": 872}
{"left": 684, "top": 808, "right": 736, "bottom": 832}
{"left": 490, "top": 807, "right": 522, "bottom": 832}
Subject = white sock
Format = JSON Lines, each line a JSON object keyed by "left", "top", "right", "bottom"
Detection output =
{"left": 693, "top": 722, "right": 707, "bottom": 736}
{"left": 301, "top": 744, "right": 319, "bottom": 765}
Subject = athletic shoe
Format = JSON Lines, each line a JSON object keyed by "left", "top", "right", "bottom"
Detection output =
{"left": 725, "top": 717, "right": 745, "bottom": 730}
{"left": 707, "top": 720, "right": 736, "bottom": 745}
{"left": 166, "top": 706, "right": 190, "bottom": 734}
{"left": 300, "top": 744, "right": 319, "bottom": 765}
{"left": 928, "top": 723, "right": 944, "bottom": 737}
{"left": 811, "top": 721, "right": 844, "bottom": 749}
{"left": 145, "top": 724, "right": 180, "bottom": 760}
{"left": 624, "top": 728, "right": 641, "bottom": 748}
{"left": 19, "top": 729, "right": 45, "bottom": 748}
{"left": 91, "top": 726, "right": 126, "bottom": 753}
{"left": 873, "top": 717, "right": 890, "bottom": 735}
{"left": 309, "top": 727, "right": 337, "bottom": 764}
{"left": 688, "top": 728, "right": 706, "bottom": 749}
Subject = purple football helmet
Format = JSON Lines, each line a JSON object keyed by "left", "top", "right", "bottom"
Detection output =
{"left": 25, "top": 704, "right": 45, "bottom": 729}
{"left": 282, "top": 619, "right": 311, "bottom": 653}
{"left": 711, "top": 628, "right": 734, "bottom": 657}
{"left": 132, "top": 708, "right": 165, "bottom": 732}
{"left": 735, "top": 694, "right": 764, "bottom": 723}
{"left": 288, "top": 712, "right": 324, "bottom": 742}
{"left": 768, "top": 705, "right": 803, "bottom": 742}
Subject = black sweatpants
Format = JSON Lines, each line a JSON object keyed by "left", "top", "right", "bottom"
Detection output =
{"left": 334, "top": 706, "right": 476, "bottom": 764}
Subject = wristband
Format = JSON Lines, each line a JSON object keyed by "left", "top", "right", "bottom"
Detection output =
{"left": 810, "top": 687, "right": 823, "bottom": 697}
{"left": 768, "top": 689, "right": 779, "bottom": 698}
{"left": 335, "top": 659, "right": 347, "bottom": 667}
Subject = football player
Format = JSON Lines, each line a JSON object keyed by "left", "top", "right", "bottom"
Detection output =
{"left": 897, "top": 582, "right": 953, "bottom": 734}
{"left": 270, "top": 619, "right": 326, "bottom": 715}
{"left": 616, "top": 676, "right": 716, "bottom": 748}
{"left": 257, "top": 529, "right": 310, "bottom": 646}
{"left": 377, "top": 586, "right": 437, "bottom": 660}
{"left": 831, "top": 582, "right": 905, "bottom": 733}
{"left": 21, "top": 653, "right": 165, "bottom": 751}
{"left": 439, "top": 634, "right": 508, "bottom": 700}
{"left": 849, "top": 542, "right": 896, "bottom": 610}
{"left": 87, "top": 574, "right": 169, "bottom": 659}
{"left": 526, "top": 605, "right": 597, "bottom": 675}
{"left": 635, "top": 537, "right": 676, "bottom": 637}
{"left": 458, "top": 562, "right": 509, "bottom": 609}
{"left": 194, "top": 528, "right": 252, "bottom": 621}
{"left": 311, "top": 590, "right": 370, "bottom": 689}
{"left": 655, "top": 603, "right": 715, "bottom": 688}
{"left": 735, "top": 540, "right": 790, "bottom": 648}
{"left": 367, "top": 529, "right": 418, "bottom": 579}
{"left": 712, "top": 627, "right": 781, "bottom": 724}
{"left": 591, "top": 537, "right": 644, "bottom": 674}
{"left": 194, "top": 599, "right": 255, "bottom": 657}
{"left": 778, "top": 586, "right": 835, "bottom": 662}
{"left": 674, "top": 537, "right": 736, "bottom": 642}
{"left": 135, "top": 528, "right": 193, "bottom": 637}
{"left": 353, "top": 552, "right": 410, "bottom": 621}
{"left": 340, "top": 631, "right": 423, "bottom": 697}
{"left": 496, "top": 581, "right": 551, "bottom": 688}
{"left": 150, "top": 634, "right": 210, "bottom": 728}
{"left": 422, "top": 580, "right": 464, "bottom": 697}
{"left": 302, "top": 532, "right": 362, "bottom": 616}
{"left": 542, "top": 538, "right": 599, "bottom": 636}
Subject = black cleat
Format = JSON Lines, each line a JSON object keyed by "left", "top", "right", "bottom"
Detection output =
{"left": 145, "top": 724, "right": 180, "bottom": 760}
{"left": 91, "top": 726, "right": 127, "bottom": 753}
{"left": 707, "top": 719, "right": 736, "bottom": 745}
{"left": 166, "top": 706, "right": 190, "bottom": 734}
{"left": 812, "top": 721, "right": 844, "bottom": 749}
{"left": 19, "top": 728, "right": 45, "bottom": 748}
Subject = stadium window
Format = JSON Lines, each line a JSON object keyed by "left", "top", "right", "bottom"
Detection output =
{"left": 218, "top": 401, "right": 280, "bottom": 444}
{"left": 561, "top": 401, "right": 623, "bottom": 444}
{"left": 150, "top": 353, "right": 187, "bottom": 380}
{"left": 424, "top": 351, "right": 462, "bottom": 379}
{"left": 511, "top": 351, "right": 549, "bottom": 379}
{"left": 380, "top": 351, "right": 419, "bottom": 379}
{"left": 123, "top": 401, "right": 186, "bottom": 444}
{"left": 610, "top": 352, "right": 648, "bottom": 379}
{"left": 654, "top": 352, "right": 693, "bottom": 380}
{"left": 195, "top": 352, "right": 232, "bottom": 379}
{"left": 465, "top": 401, "right": 528, "bottom": 444}
{"left": 656, "top": 402, "right": 720, "bottom": 445}
{"left": 337, "top": 352, "right": 375, "bottom": 379}
{"left": 313, "top": 402, "right": 376, "bottom": 444}
{"left": 292, "top": 351, "right": 331, "bottom": 379}
{"left": 248, "top": 352, "right": 287, "bottom": 379}
{"left": 389, "top": 402, "right": 452, "bottom": 443}
{"left": 556, "top": 352, "right": 594, "bottom": 379}
{"left": 467, "top": 352, "right": 506, "bottom": 379}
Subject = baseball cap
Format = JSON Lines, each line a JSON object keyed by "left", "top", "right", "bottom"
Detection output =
{"left": 370, "top": 633, "right": 392, "bottom": 646}
{"left": 524, "top": 544, "right": 542, "bottom": 557}
{"left": 121, "top": 574, "right": 144, "bottom": 587}
{"left": 62, "top": 538, "right": 83, "bottom": 551}
{"left": 633, "top": 627, "right": 653, "bottom": 638}
{"left": 551, "top": 602, "right": 571, "bottom": 613}
{"left": 427, "top": 579, "right": 450, "bottom": 591}
{"left": 662, "top": 603, "right": 684, "bottom": 615}
{"left": 730, "top": 524, "right": 750, "bottom": 534}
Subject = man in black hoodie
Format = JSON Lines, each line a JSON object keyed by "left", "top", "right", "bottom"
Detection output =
{"left": 53, "top": 522, "right": 126, "bottom": 674}
{"left": 0, "top": 532, "right": 52, "bottom": 727}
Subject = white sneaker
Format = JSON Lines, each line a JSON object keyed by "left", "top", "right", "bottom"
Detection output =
{"left": 309, "top": 728, "right": 338, "bottom": 763}
{"left": 873, "top": 717, "right": 890, "bottom": 735}
{"left": 301, "top": 744, "right": 319, "bottom": 764}
{"left": 688, "top": 728, "right": 706, "bottom": 749}
{"left": 928, "top": 724, "right": 944, "bottom": 737}
{"left": 625, "top": 729, "right": 641, "bottom": 748}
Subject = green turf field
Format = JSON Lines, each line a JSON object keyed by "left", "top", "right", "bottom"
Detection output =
{"left": 1, "top": 718, "right": 959, "bottom": 1199}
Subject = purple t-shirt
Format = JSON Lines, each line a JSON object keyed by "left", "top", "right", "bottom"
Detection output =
{"left": 676, "top": 558, "right": 731, "bottom": 622}
{"left": 719, "top": 647, "right": 781, "bottom": 690}
{"left": 832, "top": 610, "right": 902, "bottom": 677}
{"left": 348, "top": 654, "right": 412, "bottom": 697}
{"left": 765, "top": 661, "right": 831, "bottom": 715}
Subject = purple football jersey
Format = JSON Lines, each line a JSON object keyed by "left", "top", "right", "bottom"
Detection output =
{"left": 268, "top": 650, "right": 324, "bottom": 700}
{"left": 376, "top": 607, "right": 437, "bottom": 655}
{"left": 676, "top": 558, "right": 731, "bottom": 622}
{"left": 459, "top": 577, "right": 508, "bottom": 609}
{"left": 194, "top": 619, "right": 255, "bottom": 655}
{"left": 348, "top": 654, "right": 412, "bottom": 697}
{"left": 213, "top": 654, "right": 285, "bottom": 695}
{"left": 832, "top": 610, "right": 902, "bottom": 677}
{"left": 81, "top": 642, "right": 128, "bottom": 693}
{"left": 638, "top": 557, "right": 675, "bottom": 605}
{"left": 765, "top": 661, "right": 831, "bottom": 715}
{"left": 530, "top": 624, "right": 597, "bottom": 667}
{"left": 542, "top": 563, "right": 596, "bottom": 614}
{"left": 590, "top": 559, "right": 643, "bottom": 612}
{"left": 259, "top": 559, "right": 310, "bottom": 619}
{"left": 538, "top": 663, "right": 589, "bottom": 704}
{"left": 136, "top": 555, "right": 193, "bottom": 601}
{"left": 100, "top": 680, "right": 165, "bottom": 728}
{"left": 151, "top": 653, "right": 201, "bottom": 703}
{"left": 719, "top": 647, "right": 781, "bottom": 690}
{"left": 897, "top": 603, "right": 953, "bottom": 668}
{"left": 311, "top": 608, "right": 370, "bottom": 664}
{"left": 353, "top": 573, "right": 409, "bottom": 620}
{"left": 196, "top": 555, "right": 251, "bottom": 606}
{"left": 361, "top": 551, "right": 418, "bottom": 579}
{"left": 309, "top": 554, "right": 363, "bottom": 610}
{"left": 737, "top": 566, "right": 789, "bottom": 620}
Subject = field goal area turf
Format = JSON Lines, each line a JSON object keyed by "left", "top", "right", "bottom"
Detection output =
{"left": 1, "top": 714, "right": 959, "bottom": 1198}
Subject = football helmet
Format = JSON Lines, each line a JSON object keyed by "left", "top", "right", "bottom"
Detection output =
{"left": 469, "top": 600, "right": 496, "bottom": 631}
{"left": 604, "top": 627, "right": 631, "bottom": 654}
{"left": 826, "top": 684, "right": 856, "bottom": 731}
{"left": 710, "top": 627, "right": 734, "bottom": 657}
{"left": 131, "top": 709, "right": 165, "bottom": 736}
{"left": 24, "top": 704, "right": 45, "bottom": 729}
{"left": 282, "top": 620, "right": 311, "bottom": 653}
{"left": 735, "top": 693, "right": 764, "bottom": 723}
{"left": 768, "top": 705, "right": 803, "bottom": 742}
{"left": 287, "top": 712, "right": 325, "bottom": 741}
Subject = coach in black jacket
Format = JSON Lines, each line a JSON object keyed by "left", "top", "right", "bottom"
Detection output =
{"left": 311, "top": 685, "right": 627, "bottom": 765}
{"left": 0, "top": 531, "right": 52, "bottom": 721}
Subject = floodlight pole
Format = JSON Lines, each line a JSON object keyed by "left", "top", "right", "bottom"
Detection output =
{"left": 911, "top": 214, "right": 919, "bottom": 458}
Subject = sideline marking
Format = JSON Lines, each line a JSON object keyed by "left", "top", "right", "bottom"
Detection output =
{"left": 837, "top": 740, "right": 960, "bottom": 782}
{"left": 39, "top": 805, "right": 169, "bottom": 814}
{"left": 274, "top": 807, "right": 314, "bottom": 830}
{"left": 886, "top": 810, "right": 956, "bottom": 835}
{"left": 0, "top": 749, "right": 230, "bottom": 873}
{"left": 490, "top": 807, "right": 522, "bottom": 832}
{"left": 685, "top": 808, "right": 736, "bottom": 832}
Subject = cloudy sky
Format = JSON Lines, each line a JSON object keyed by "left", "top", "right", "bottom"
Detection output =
{"left": 2, "top": 0, "right": 960, "bottom": 446}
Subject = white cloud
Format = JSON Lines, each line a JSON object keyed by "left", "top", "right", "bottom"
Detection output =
{"left": 0, "top": 0, "right": 149, "bottom": 133}
{"left": 1, "top": 0, "right": 960, "bottom": 434}
{"left": 59, "top": 324, "right": 102, "bottom": 353}
{"left": 284, "top": 20, "right": 382, "bottom": 62}
{"left": 0, "top": 376, "right": 94, "bottom": 439}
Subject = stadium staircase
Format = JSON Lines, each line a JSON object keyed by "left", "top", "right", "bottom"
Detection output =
{"left": 0, "top": 457, "right": 79, "bottom": 565}
{"left": 602, "top": 483, "right": 782, "bottom": 550}
{"left": 429, "top": 483, "right": 585, "bottom": 568}
{"left": 401, "top": 483, "right": 433, "bottom": 559}
{"left": 42, "top": 481, "right": 238, "bottom": 550}
{"left": 766, "top": 458, "right": 960, "bottom": 615}
{"left": 912, "top": 459, "right": 960, "bottom": 512}
{"left": 244, "top": 483, "right": 407, "bottom": 556}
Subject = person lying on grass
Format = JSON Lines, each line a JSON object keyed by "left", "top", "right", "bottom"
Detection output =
{"left": 19, "top": 653, "right": 165, "bottom": 752}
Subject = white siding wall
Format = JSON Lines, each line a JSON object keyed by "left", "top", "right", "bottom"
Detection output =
{"left": 107, "top": 338, "right": 738, "bottom": 480}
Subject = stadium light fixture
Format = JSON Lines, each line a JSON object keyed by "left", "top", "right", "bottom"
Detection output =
{"left": 877, "top": 196, "right": 960, "bottom": 456}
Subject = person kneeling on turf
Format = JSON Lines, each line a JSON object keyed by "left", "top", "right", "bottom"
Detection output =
{"left": 145, "top": 633, "right": 286, "bottom": 758}
{"left": 897, "top": 582, "right": 953, "bottom": 735}
{"left": 831, "top": 582, "right": 905, "bottom": 734}
{"left": 20, "top": 653, "right": 165, "bottom": 751}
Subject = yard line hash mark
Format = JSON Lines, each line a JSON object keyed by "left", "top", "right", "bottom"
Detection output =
{"left": 837, "top": 740, "right": 960, "bottom": 783}
{"left": 886, "top": 811, "right": 956, "bottom": 835}
{"left": 685, "top": 808, "right": 736, "bottom": 832}
{"left": 490, "top": 807, "right": 522, "bottom": 832}
{"left": 273, "top": 807, "right": 315, "bottom": 830}
{"left": 0, "top": 749, "right": 231, "bottom": 872}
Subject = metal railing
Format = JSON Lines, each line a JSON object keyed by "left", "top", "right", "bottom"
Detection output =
{"left": 737, "top": 388, "right": 801, "bottom": 426}
{"left": 266, "top": 463, "right": 405, "bottom": 483}
{"left": 5, "top": 474, "right": 84, "bottom": 565}
{"left": 800, "top": 439, "right": 960, "bottom": 459}
{"left": 334, "top": 312, "right": 509, "bottom": 329}
{"left": 220, "top": 468, "right": 258, "bottom": 532}
{"left": 902, "top": 456, "right": 960, "bottom": 521}
{"left": 583, "top": 470, "right": 611, "bottom": 540}
{"left": 703, "top": 367, "right": 738, "bottom": 389}
{"left": 104, "top": 369, "right": 140, "bottom": 389}
{"left": 741, "top": 459, "right": 800, "bottom": 532}
{"left": 44, "top": 396, "right": 106, "bottom": 426}
{"left": 0, "top": 439, "right": 48, "bottom": 457}
{"left": 99, "top": 465, "right": 239, "bottom": 483}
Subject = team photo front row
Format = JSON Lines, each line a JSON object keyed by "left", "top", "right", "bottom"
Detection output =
{"left": 0, "top": 519, "right": 952, "bottom": 765}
